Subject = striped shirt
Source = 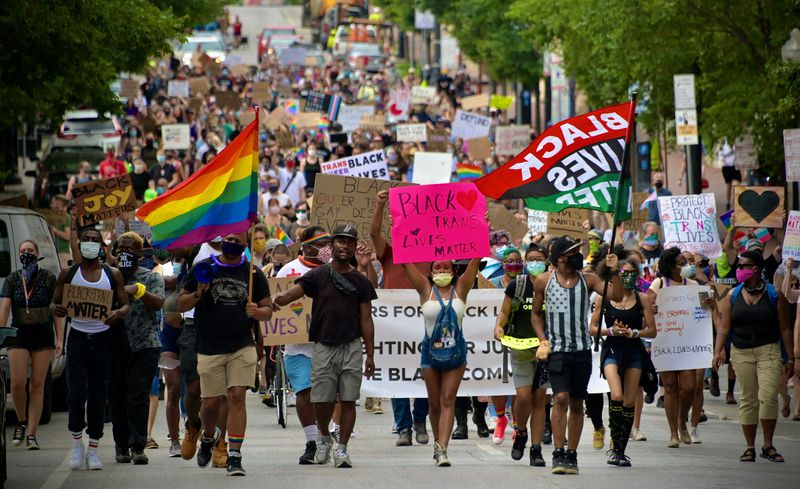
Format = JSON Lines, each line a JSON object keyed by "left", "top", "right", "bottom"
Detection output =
{"left": 544, "top": 271, "right": 590, "bottom": 353}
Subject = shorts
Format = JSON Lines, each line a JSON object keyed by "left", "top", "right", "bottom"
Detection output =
{"left": 197, "top": 345, "right": 257, "bottom": 398}
{"left": 9, "top": 323, "right": 55, "bottom": 352}
{"left": 722, "top": 166, "right": 742, "bottom": 183}
{"left": 177, "top": 320, "right": 198, "bottom": 383}
{"left": 420, "top": 335, "right": 467, "bottom": 371}
{"left": 310, "top": 339, "right": 362, "bottom": 403}
{"left": 548, "top": 350, "right": 592, "bottom": 400}
{"left": 602, "top": 344, "right": 643, "bottom": 370}
{"left": 510, "top": 348, "right": 547, "bottom": 389}
{"left": 149, "top": 374, "right": 161, "bottom": 397}
{"left": 160, "top": 324, "right": 181, "bottom": 354}
{"left": 284, "top": 354, "right": 312, "bottom": 393}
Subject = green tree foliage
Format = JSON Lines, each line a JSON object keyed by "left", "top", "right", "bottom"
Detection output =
{"left": 372, "top": 0, "right": 415, "bottom": 32}
{"left": 149, "top": 0, "right": 227, "bottom": 29}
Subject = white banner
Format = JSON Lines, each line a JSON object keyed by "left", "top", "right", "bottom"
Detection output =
{"left": 161, "top": 124, "right": 191, "bottom": 150}
{"left": 361, "top": 289, "right": 608, "bottom": 397}
{"left": 320, "top": 149, "right": 387, "bottom": 179}
{"left": 452, "top": 109, "right": 492, "bottom": 140}
{"left": 338, "top": 104, "right": 375, "bottom": 133}
{"left": 396, "top": 123, "right": 427, "bottom": 143}
{"left": 652, "top": 285, "right": 714, "bottom": 372}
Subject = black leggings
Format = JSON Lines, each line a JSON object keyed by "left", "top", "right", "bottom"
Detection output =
{"left": 586, "top": 393, "right": 607, "bottom": 430}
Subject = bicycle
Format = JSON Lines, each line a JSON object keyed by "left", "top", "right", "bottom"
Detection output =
{"left": 269, "top": 345, "right": 288, "bottom": 428}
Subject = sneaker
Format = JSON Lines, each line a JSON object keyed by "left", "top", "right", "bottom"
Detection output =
{"left": 679, "top": 427, "right": 692, "bottom": 445}
{"left": 391, "top": 422, "right": 398, "bottom": 434}
{"left": 331, "top": 426, "right": 340, "bottom": 443}
{"left": 618, "top": 453, "right": 632, "bottom": 467}
{"left": 530, "top": 444, "right": 546, "bottom": 467}
{"left": 593, "top": 427, "right": 605, "bottom": 450}
{"left": 212, "top": 439, "right": 229, "bottom": 468}
{"left": 606, "top": 448, "right": 620, "bottom": 466}
{"left": 511, "top": 428, "right": 528, "bottom": 461}
{"left": 551, "top": 448, "right": 567, "bottom": 474}
{"left": 169, "top": 439, "right": 182, "bottom": 457}
{"left": 115, "top": 446, "right": 132, "bottom": 463}
{"left": 287, "top": 391, "right": 297, "bottom": 407}
{"left": 726, "top": 392, "right": 737, "bottom": 405}
{"left": 299, "top": 441, "right": 316, "bottom": 465}
{"left": 197, "top": 428, "right": 220, "bottom": 468}
{"left": 87, "top": 450, "right": 103, "bottom": 470}
{"left": 372, "top": 399, "right": 383, "bottom": 414}
{"left": 132, "top": 449, "right": 149, "bottom": 465}
{"left": 492, "top": 415, "right": 508, "bottom": 445}
{"left": 315, "top": 437, "right": 333, "bottom": 465}
{"left": 434, "top": 442, "right": 450, "bottom": 467}
{"left": 333, "top": 448, "right": 352, "bottom": 468}
{"left": 630, "top": 428, "right": 647, "bottom": 441}
{"left": 69, "top": 442, "right": 85, "bottom": 470}
{"left": 564, "top": 450, "right": 579, "bottom": 475}
{"left": 226, "top": 453, "right": 245, "bottom": 476}
{"left": 656, "top": 396, "right": 665, "bottom": 408}
{"left": 542, "top": 421, "right": 552, "bottom": 445}
{"left": 667, "top": 437, "right": 680, "bottom": 448}
{"left": 645, "top": 392, "right": 655, "bottom": 404}
{"left": 181, "top": 422, "right": 201, "bottom": 460}
{"left": 12, "top": 424, "right": 26, "bottom": 446}
{"left": 690, "top": 427, "right": 702, "bottom": 444}
{"left": 26, "top": 436, "right": 40, "bottom": 450}
{"left": 414, "top": 421, "right": 429, "bottom": 444}
{"left": 488, "top": 416, "right": 498, "bottom": 433}
{"left": 396, "top": 429, "right": 412, "bottom": 446}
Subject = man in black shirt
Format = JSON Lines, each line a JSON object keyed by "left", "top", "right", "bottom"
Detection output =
{"left": 273, "top": 223, "right": 377, "bottom": 468}
{"left": 178, "top": 232, "right": 272, "bottom": 476}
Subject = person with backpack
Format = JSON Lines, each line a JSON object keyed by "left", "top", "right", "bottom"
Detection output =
{"left": 714, "top": 250, "right": 796, "bottom": 463}
{"left": 52, "top": 226, "right": 131, "bottom": 471}
{"left": 400, "top": 256, "right": 481, "bottom": 466}
{"left": 493, "top": 244, "right": 550, "bottom": 467}
{"left": 589, "top": 259, "right": 657, "bottom": 467}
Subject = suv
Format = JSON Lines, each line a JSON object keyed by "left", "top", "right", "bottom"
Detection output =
{"left": 0, "top": 208, "right": 64, "bottom": 430}
{"left": 257, "top": 25, "right": 297, "bottom": 62}
{"left": 176, "top": 35, "right": 227, "bottom": 66}
{"left": 0, "top": 328, "right": 18, "bottom": 488}
{"left": 27, "top": 146, "right": 105, "bottom": 208}
{"left": 54, "top": 110, "right": 121, "bottom": 151}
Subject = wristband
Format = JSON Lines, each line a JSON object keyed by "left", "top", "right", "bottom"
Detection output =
{"left": 134, "top": 283, "right": 146, "bottom": 299}
{"left": 632, "top": 329, "right": 640, "bottom": 339}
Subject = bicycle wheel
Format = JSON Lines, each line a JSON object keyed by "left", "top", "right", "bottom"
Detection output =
{"left": 275, "top": 349, "right": 287, "bottom": 428}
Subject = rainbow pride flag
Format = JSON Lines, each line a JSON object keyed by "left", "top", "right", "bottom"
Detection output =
{"left": 136, "top": 116, "right": 260, "bottom": 249}
{"left": 275, "top": 226, "right": 294, "bottom": 246}
{"left": 456, "top": 163, "right": 483, "bottom": 181}
{"left": 719, "top": 208, "right": 733, "bottom": 230}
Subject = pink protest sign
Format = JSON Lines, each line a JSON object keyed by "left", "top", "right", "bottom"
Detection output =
{"left": 389, "top": 182, "right": 490, "bottom": 264}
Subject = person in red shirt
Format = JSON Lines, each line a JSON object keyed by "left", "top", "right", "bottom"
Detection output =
{"left": 99, "top": 149, "right": 127, "bottom": 179}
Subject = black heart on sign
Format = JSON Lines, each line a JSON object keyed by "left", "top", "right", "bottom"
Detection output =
{"left": 738, "top": 189, "right": 780, "bottom": 223}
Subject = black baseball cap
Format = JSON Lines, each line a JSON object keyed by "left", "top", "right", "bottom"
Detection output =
{"left": 331, "top": 223, "right": 358, "bottom": 241}
{"left": 549, "top": 236, "right": 583, "bottom": 264}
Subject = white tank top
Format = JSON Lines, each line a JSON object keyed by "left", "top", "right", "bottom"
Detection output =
{"left": 69, "top": 266, "right": 112, "bottom": 334}
{"left": 421, "top": 287, "right": 467, "bottom": 338}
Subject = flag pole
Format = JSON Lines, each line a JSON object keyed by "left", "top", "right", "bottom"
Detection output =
{"left": 594, "top": 93, "right": 638, "bottom": 351}
{"left": 248, "top": 105, "right": 260, "bottom": 303}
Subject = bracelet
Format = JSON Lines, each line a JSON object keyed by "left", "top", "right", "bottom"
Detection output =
{"left": 134, "top": 283, "right": 146, "bottom": 299}
{"left": 632, "top": 329, "right": 640, "bottom": 338}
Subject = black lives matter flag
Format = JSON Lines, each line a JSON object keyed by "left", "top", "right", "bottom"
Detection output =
{"left": 476, "top": 101, "right": 635, "bottom": 221}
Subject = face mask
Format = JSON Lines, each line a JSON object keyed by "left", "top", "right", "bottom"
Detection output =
{"left": 622, "top": 273, "right": 638, "bottom": 290}
{"left": 654, "top": 181, "right": 663, "bottom": 189}
{"left": 117, "top": 251, "right": 138, "bottom": 271}
{"left": 735, "top": 268, "right": 756, "bottom": 283}
{"left": 20, "top": 252, "right": 38, "bottom": 268}
{"left": 269, "top": 205, "right": 280, "bottom": 216}
{"left": 432, "top": 273, "right": 453, "bottom": 287}
{"left": 641, "top": 234, "right": 659, "bottom": 246}
{"left": 157, "top": 187, "right": 166, "bottom": 195}
{"left": 503, "top": 261, "right": 524, "bottom": 277}
{"left": 388, "top": 153, "right": 398, "bottom": 163}
{"left": 565, "top": 253, "right": 584, "bottom": 270}
{"left": 680, "top": 264, "right": 696, "bottom": 279}
{"left": 296, "top": 211, "right": 308, "bottom": 221}
{"left": 494, "top": 245, "right": 510, "bottom": 259}
{"left": 221, "top": 241, "right": 245, "bottom": 257}
{"left": 80, "top": 241, "right": 101, "bottom": 260}
{"left": 308, "top": 150, "right": 317, "bottom": 157}
{"left": 253, "top": 238, "right": 267, "bottom": 253}
{"left": 130, "top": 129, "right": 138, "bottom": 137}
{"left": 315, "top": 245, "right": 332, "bottom": 263}
{"left": 173, "top": 262, "right": 182, "bottom": 275}
{"left": 589, "top": 240, "right": 600, "bottom": 255}
{"left": 268, "top": 185, "right": 280, "bottom": 193}
{"left": 157, "top": 155, "right": 166, "bottom": 163}
{"left": 526, "top": 260, "right": 546, "bottom": 277}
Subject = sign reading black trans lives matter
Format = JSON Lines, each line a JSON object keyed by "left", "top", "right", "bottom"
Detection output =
{"left": 320, "top": 149, "right": 388, "bottom": 180}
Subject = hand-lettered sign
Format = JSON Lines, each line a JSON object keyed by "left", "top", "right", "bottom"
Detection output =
{"left": 389, "top": 182, "right": 490, "bottom": 263}
{"left": 487, "top": 202, "right": 528, "bottom": 242}
{"left": 63, "top": 284, "right": 114, "bottom": 321}
{"left": 396, "top": 123, "right": 427, "bottom": 143}
{"left": 167, "top": 80, "right": 189, "bottom": 98}
{"left": 264, "top": 277, "right": 310, "bottom": 346}
{"left": 337, "top": 104, "right": 375, "bottom": 132}
{"left": 411, "top": 152, "right": 452, "bottom": 184}
{"left": 652, "top": 285, "right": 714, "bottom": 372}
{"left": 547, "top": 208, "right": 591, "bottom": 239}
{"left": 782, "top": 210, "right": 800, "bottom": 260}
{"left": 388, "top": 90, "right": 411, "bottom": 123}
{"left": 427, "top": 127, "right": 450, "bottom": 152}
{"left": 451, "top": 109, "right": 492, "bottom": 140}
{"left": 320, "top": 149, "right": 388, "bottom": 180}
{"left": 461, "top": 93, "right": 491, "bottom": 111}
{"left": 527, "top": 210, "right": 548, "bottom": 235}
{"left": 73, "top": 174, "right": 137, "bottom": 227}
{"left": 161, "top": 124, "right": 191, "bottom": 150}
{"left": 495, "top": 125, "right": 530, "bottom": 156}
{"left": 734, "top": 186, "right": 784, "bottom": 229}
{"left": 466, "top": 137, "right": 492, "bottom": 160}
{"left": 120, "top": 79, "right": 139, "bottom": 99}
{"left": 411, "top": 86, "right": 436, "bottom": 105}
{"left": 658, "top": 193, "right": 722, "bottom": 258}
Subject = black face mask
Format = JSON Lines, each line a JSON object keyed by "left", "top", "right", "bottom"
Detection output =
{"left": 566, "top": 253, "right": 584, "bottom": 271}
{"left": 268, "top": 185, "right": 280, "bottom": 193}
{"left": 221, "top": 241, "right": 245, "bottom": 257}
{"left": 654, "top": 181, "right": 664, "bottom": 189}
{"left": 20, "top": 252, "right": 38, "bottom": 268}
{"left": 117, "top": 251, "right": 139, "bottom": 272}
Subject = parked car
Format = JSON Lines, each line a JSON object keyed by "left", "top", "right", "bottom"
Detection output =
{"left": 27, "top": 146, "right": 105, "bottom": 208}
{"left": 347, "top": 43, "right": 387, "bottom": 73}
{"left": 257, "top": 25, "right": 297, "bottom": 62}
{"left": 0, "top": 207, "right": 65, "bottom": 432}
{"left": 264, "top": 35, "right": 303, "bottom": 60}
{"left": 0, "top": 328, "right": 18, "bottom": 488}
{"left": 175, "top": 35, "right": 227, "bottom": 66}
{"left": 53, "top": 110, "right": 121, "bottom": 151}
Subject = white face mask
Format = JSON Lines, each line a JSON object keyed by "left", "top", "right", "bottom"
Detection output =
{"left": 80, "top": 241, "right": 101, "bottom": 260}
{"left": 296, "top": 211, "right": 308, "bottom": 222}
{"left": 268, "top": 205, "right": 280, "bottom": 216}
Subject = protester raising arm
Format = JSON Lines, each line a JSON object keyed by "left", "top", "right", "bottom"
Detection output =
{"left": 371, "top": 190, "right": 390, "bottom": 259}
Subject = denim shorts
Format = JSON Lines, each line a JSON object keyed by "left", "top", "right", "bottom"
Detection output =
{"left": 284, "top": 354, "right": 312, "bottom": 393}
{"left": 159, "top": 324, "right": 181, "bottom": 354}
{"left": 602, "top": 344, "right": 643, "bottom": 370}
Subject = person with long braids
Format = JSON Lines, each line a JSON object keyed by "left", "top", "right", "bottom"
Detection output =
{"left": 590, "top": 259, "right": 656, "bottom": 467}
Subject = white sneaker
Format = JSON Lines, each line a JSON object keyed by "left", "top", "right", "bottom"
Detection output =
{"left": 287, "top": 392, "right": 297, "bottom": 407}
{"left": 488, "top": 416, "right": 497, "bottom": 431}
{"left": 69, "top": 443, "right": 85, "bottom": 470}
{"left": 86, "top": 450, "right": 103, "bottom": 470}
{"left": 315, "top": 438, "right": 332, "bottom": 465}
{"left": 689, "top": 427, "right": 702, "bottom": 444}
{"left": 630, "top": 428, "right": 647, "bottom": 441}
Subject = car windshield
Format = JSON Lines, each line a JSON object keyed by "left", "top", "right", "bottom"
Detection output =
{"left": 180, "top": 40, "right": 224, "bottom": 52}
{"left": 62, "top": 119, "right": 114, "bottom": 134}
{"left": 352, "top": 45, "right": 382, "bottom": 55}
{"left": 44, "top": 153, "right": 104, "bottom": 173}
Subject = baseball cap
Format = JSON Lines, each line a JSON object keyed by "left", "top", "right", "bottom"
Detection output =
{"left": 331, "top": 223, "right": 358, "bottom": 241}
{"left": 745, "top": 239, "right": 764, "bottom": 253}
{"left": 265, "top": 238, "right": 283, "bottom": 252}
{"left": 549, "top": 236, "right": 583, "bottom": 264}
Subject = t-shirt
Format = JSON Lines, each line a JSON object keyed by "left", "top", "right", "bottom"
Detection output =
{"left": 122, "top": 267, "right": 165, "bottom": 352}
{"left": 260, "top": 192, "right": 292, "bottom": 211}
{"left": 278, "top": 168, "right": 307, "bottom": 206}
{"left": 296, "top": 264, "right": 377, "bottom": 344}
{"left": 503, "top": 276, "right": 535, "bottom": 339}
{"left": 99, "top": 159, "right": 127, "bottom": 179}
{"left": 378, "top": 245, "right": 430, "bottom": 289}
{"left": 130, "top": 171, "right": 153, "bottom": 200}
{"left": 184, "top": 258, "right": 269, "bottom": 355}
{"left": 150, "top": 163, "right": 176, "bottom": 183}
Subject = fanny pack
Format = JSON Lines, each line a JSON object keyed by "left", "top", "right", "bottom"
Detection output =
{"left": 327, "top": 263, "right": 359, "bottom": 296}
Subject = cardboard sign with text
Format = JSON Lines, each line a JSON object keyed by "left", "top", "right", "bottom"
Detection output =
{"left": 263, "top": 278, "right": 310, "bottom": 346}
{"left": 411, "top": 86, "right": 436, "bottom": 105}
{"left": 264, "top": 106, "right": 287, "bottom": 130}
{"left": 338, "top": 104, "right": 375, "bottom": 132}
{"left": 276, "top": 130, "right": 295, "bottom": 149}
{"left": 161, "top": 124, "right": 191, "bottom": 150}
{"left": 495, "top": 125, "right": 530, "bottom": 156}
{"left": 527, "top": 210, "right": 548, "bottom": 235}
{"left": 547, "top": 208, "right": 591, "bottom": 239}
{"left": 466, "top": 137, "right": 492, "bottom": 160}
{"left": 734, "top": 186, "right": 785, "bottom": 229}
{"left": 396, "top": 123, "right": 427, "bottom": 143}
{"left": 360, "top": 114, "right": 386, "bottom": 131}
{"left": 167, "top": 80, "right": 189, "bottom": 98}
{"left": 452, "top": 109, "right": 492, "bottom": 140}
{"left": 310, "top": 174, "right": 414, "bottom": 247}
{"left": 238, "top": 111, "right": 256, "bottom": 126}
{"left": 73, "top": 174, "right": 137, "bottom": 227}
{"left": 460, "top": 93, "right": 491, "bottom": 111}
{"left": 215, "top": 91, "right": 240, "bottom": 111}
{"left": 189, "top": 78, "right": 210, "bottom": 95}
{"left": 115, "top": 219, "right": 153, "bottom": 243}
{"left": 120, "top": 79, "right": 139, "bottom": 99}
{"left": 488, "top": 203, "right": 528, "bottom": 242}
{"left": 62, "top": 284, "right": 114, "bottom": 321}
{"left": 427, "top": 127, "right": 450, "bottom": 152}
{"left": 293, "top": 112, "right": 324, "bottom": 130}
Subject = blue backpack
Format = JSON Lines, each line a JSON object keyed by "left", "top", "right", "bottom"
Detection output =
{"left": 730, "top": 283, "right": 778, "bottom": 307}
{"left": 429, "top": 286, "right": 466, "bottom": 370}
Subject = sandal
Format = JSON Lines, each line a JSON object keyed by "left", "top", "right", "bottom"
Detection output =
{"left": 740, "top": 447, "right": 756, "bottom": 462}
{"left": 760, "top": 446, "right": 784, "bottom": 463}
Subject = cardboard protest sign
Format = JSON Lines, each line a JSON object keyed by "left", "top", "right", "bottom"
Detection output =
{"left": 120, "top": 79, "right": 139, "bottom": 99}
{"left": 230, "top": 64, "right": 250, "bottom": 76}
{"left": 115, "top": 219, "right": 153, "bottom": 243}
{"left": 396, "top": 124, "right": 427, "bottom": 143}
{"left": 73, "top": 174, "right": 137, "bottom": 227}
{"left": 215, "top": 91, "right": 240, "bottom": 110}
{"left": 527, "top": 210, "right": 548, "bottom": 235}
{"left": 360, "top": 114, "right": 386, "bottom": 131}
{"left": 37, "top": 209, "right": 67, "bottom": 228}
{"left": 310, "top": 174, "right": 414, "bottom": 246}
{"left": 495, "top": 125, "right": 530, "bottom": 156}
{"left": 161, "top": 124, "right": 191, "bottom": 150}
{"left": 734, "top": 134, "right": 758, "bottom": 170}
{"left": 652, "top": 285, "right": 714, "bottom": 372}
{"left": 628, "top": 192, "right": 651, "bottom": 232}
{"left": 189, "top": 77, "right": 210, "bottom": 95}
{"left": 389, "top": 182, "right": 490, "bottom": 263}
{"left": 293, "top": 112, "right": 324, "bottom": 130}
{"left": 460, "top": 93, "right": 490, "bottom": 111}
{"left": 263, "top": 278, "right": 310, "bottom": 346}
{"left": 188, "top": 98, "right": 203, "bottom": 113}
{"left": 264, "top": 106, "right": 287, "bottom": 130}
{"left": 411, "top": 152, "right": 452, "bottom": 184}
{"left": 167, "top": 80, "right": 189, "bottom": 98}
{"left": 466, "top": 137, "right": 492, "bottom": 160}
{"left": 487, "top": 202, "right": 528, "bottom": 241}
{"left": 250, "top": 81, "right": 271, "bottom": 103}
{"left": 782, "top": 210, "right": 800, "bottom": 260}
{"left": 477, "top": 274, "right": 496, "bottom": 289}
{"left": 452, "top": 109, "right": 492, "bottom": 140}
{"left": 490, "top": 95, "right": 515, "bottom": 110}
{"left": 62, "top": 284, "right": 114, "bottom": 321}
{"left": 734, "top": 186, "right": 784, "bottom": 229}
{"left": 784, "top": 129, "right": 800, "bottom": 182}
{"left": 708, "top": 282, "right": 733, "bottom": 309}
{"left": 320, "top": 149, "right": 388, "bottom": 180}
{"left": 547, "top": 208, "right": 591, "bottom": 239}
{"left": 305, "top": 90, "right": 326, "bottom": 112}
{"left": 238, "top": 111, "right": 256, "bottom": 126}
{"left": 411, "top": 86, "right": 436, "bottom": 105}
{"left": 337, "top": 104, "right": 374, "bottom": 132}
{"left": 658, "top": 193, "right": 722, "bottom": 258}
{"left": 279, "top": 46, "right": 307, "bottom": 66}
{"left": 387, "top": 90, "right": 411, "bottom": 123}
{"left": 427, "top": 127, "right": 449, "bottom": 152}
{"left": 275, "top": 130, "right": 295, "bottom": 149}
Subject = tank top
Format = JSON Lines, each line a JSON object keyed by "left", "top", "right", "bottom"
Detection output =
{"left": 545, "top": 271, "right": 590, "bottom": 352}
{"left": 69, "top": 266, "right": 112, "bottom": 334}
{"left": 730, "top": 289, "right": 780, "bottom": 349}
{"left": 602, "top": 294, "right": 644, "bottom": 349}
{"left": 421, "top": 287, "right": 466, "bottom": 338}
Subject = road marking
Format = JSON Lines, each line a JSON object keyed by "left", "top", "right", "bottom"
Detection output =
{"left": 38, "top": 451, "right": 72, "bottom": 489}
{"left": 476, "top": 443, "right": 504, "bottom": 455}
